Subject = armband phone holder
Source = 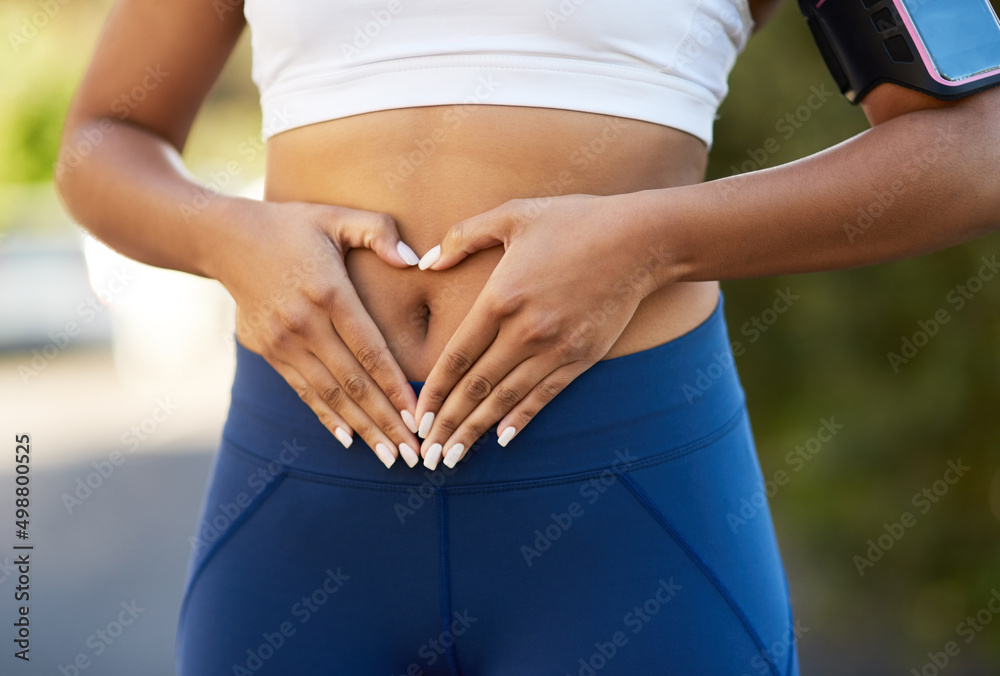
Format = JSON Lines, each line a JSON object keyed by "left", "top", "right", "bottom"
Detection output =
{"left": 799, "top": 0, "right": 1000, "bottom": 103}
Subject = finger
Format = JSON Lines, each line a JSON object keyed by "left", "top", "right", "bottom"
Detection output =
{"left": 413, "top": 291, "right": 503, "bottom": 448}
{"left": 321, "top": 206, "right": 420, "bottom": 268}
{"left": 271, "top": 350, "right": 412, "bottom": 469}
{"left": 309, "top": 319, "right": 421, "bottom": 466}
{"left": 316, "top": 262, "right": 421, "bottom": 440}
{"left": 429, "top": 351, "right": 547, "bottom": 470}
{"left": 438, "top": 356, "right": 588, "bottom": 469}
{"left": 418, "top": 198, "right": 524, "bottom": 271}
{"left": 417, "top": 324, "right": 537, "bottom": 464}
{"left": 263, "top": 357, "right": 356, "bottom": 451}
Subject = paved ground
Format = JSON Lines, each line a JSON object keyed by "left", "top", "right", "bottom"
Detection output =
{"left": 0, "top": 448, "right": 212, "bottom": 676}
{"left": 1, "top": 335, "right": 232, "bottom": 675}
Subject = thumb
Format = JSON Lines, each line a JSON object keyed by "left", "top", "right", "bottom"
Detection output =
{"left": 322, "top": 206, "right": 421, "bottom": 268}
{"left": 418, "top": 198, "right": 523, "bottom": 271}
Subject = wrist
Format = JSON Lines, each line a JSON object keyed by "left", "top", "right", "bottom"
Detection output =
{"left": 605, "top": 187, "right": 694, "bottom": 295}
{"left": 193, "top": 194, "right": 272, "bottom": 283}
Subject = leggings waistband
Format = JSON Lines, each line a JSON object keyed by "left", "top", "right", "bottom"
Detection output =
{"left": 222, "top": 289, "right": 746, "bottom": 488}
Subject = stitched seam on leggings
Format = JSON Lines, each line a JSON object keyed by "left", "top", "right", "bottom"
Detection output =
{"left": 437, "top": 488, "right": 464, "bottom": 676}
{"left": 782, "top": 568, "right": 795, "bottom": 675}
{"left": 176, "top": 471, "right": 288, "bottom": 641}
{"left": 614, "top": 470, "right": 781, "bottom": 676}
{"left": 219, "top": 406, "right": 744, "bottom": 495}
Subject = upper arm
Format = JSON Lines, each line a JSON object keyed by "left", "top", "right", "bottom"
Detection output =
{"left": 859, "top": 83, "right": 961, "bottom": 127}
{"left": 64, "top": 0, "right": 246, "bottom": 151}
{"left": 858, "top": 81, "right": 1000, "bottom": 130}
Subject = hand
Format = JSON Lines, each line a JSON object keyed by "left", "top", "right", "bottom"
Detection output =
{"left": 412, "top": 193, "right": 668, "bottom": 469}
{"left": 213, "top": 198, "right": 423, "bottom": 469}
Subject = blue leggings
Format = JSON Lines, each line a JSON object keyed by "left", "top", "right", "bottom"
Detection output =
{"left": 176, "top": 290, "right": 800, "bottom": 675}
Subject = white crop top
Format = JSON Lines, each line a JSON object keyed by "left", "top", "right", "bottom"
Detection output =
{"left": 243, "top": 0, "right": 754, "bottom": 148}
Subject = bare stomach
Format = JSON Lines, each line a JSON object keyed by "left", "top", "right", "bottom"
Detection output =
{"left": 264, "top": 104, "right": 720, "bottom": 383}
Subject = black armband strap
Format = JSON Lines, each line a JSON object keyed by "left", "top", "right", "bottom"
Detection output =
{"left": 799, "top": 0, "right": 1000, "bottom": 103}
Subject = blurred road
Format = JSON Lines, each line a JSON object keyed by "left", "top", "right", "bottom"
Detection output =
{"left": 0, "top": 338, "right": 232, "bottom": 674}
{"left": 0, "top": 447, "right": 213, "bottom": 676}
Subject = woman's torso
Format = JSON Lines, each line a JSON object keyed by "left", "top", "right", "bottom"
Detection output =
{"left": 264, "top": 104, "right": 721, "bottom": 382}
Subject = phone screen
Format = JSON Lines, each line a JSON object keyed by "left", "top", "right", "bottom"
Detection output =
{"left": 900, "top": 0, "right": 1000, "bottom": 81}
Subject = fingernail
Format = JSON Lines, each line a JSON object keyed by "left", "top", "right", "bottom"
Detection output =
{"left": 424, "top": 443, "right": 443, "bottom": 470}
{"left": 374, "top": 442, "right": 396, "bottom": 469}
{"left": 418, "top": 245, "right": 441, "bottom": 270}
{"left": 418, "top": 411, "right": 434, "bottom": 438}
{"left": 400, "top": 409, "right": 418, "bottom": 434}
{"left": 398, "top": 442, "right": 419, "bottom": 468}
{"left": 498, "top": 426, "right": 517, "bottom": 447}
{"left": 397, "top": 241, "right": 420, "bottom": 266}
{"left": 334, "top": 426, "right": 353, "bottom": 449}
{"left": 443, "top": 443, "right": 465, "bottom": 469}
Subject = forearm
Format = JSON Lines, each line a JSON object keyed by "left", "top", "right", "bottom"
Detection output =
{"left": 54, "top": 117, "right": 252, "bottom": 281}
{"left": 629, "top": 95, "right": 1000, "bottom": 287}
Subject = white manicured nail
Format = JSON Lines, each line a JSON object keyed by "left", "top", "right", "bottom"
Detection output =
{"left": 398, "top": 442, "right": 418, "bottom": 468}
{"left": 498, "top": 426, "right": 517, "bottom": 447}
{"left": 334, "top": 426, "right": 353, "bottom": 449}
{"left": 443, "top": 443, "right": 465, "bottom": 469}
{"left": 400, "top": 409, "right": 418, "bottom": 434}
{"left": 418, "top": 411, "right": 434, "bottom": 438}
{"left": 424, "top": 443, "right": 443, "bottom": 470}
{"left": 418, "top": 245, "right": 441, "bottom": 270}
{"left": 397, "top": 241, "right": 419, "bottom": 266}
{"left": 374, "top": 442, "right": 396, "bottom": 469}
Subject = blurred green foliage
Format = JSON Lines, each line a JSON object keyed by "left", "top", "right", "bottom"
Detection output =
{"left": 0, "top": 0, "right": 262, "bottom": 232}
{"left": 2, "top": 0, "right": 998, "bottom": 671}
